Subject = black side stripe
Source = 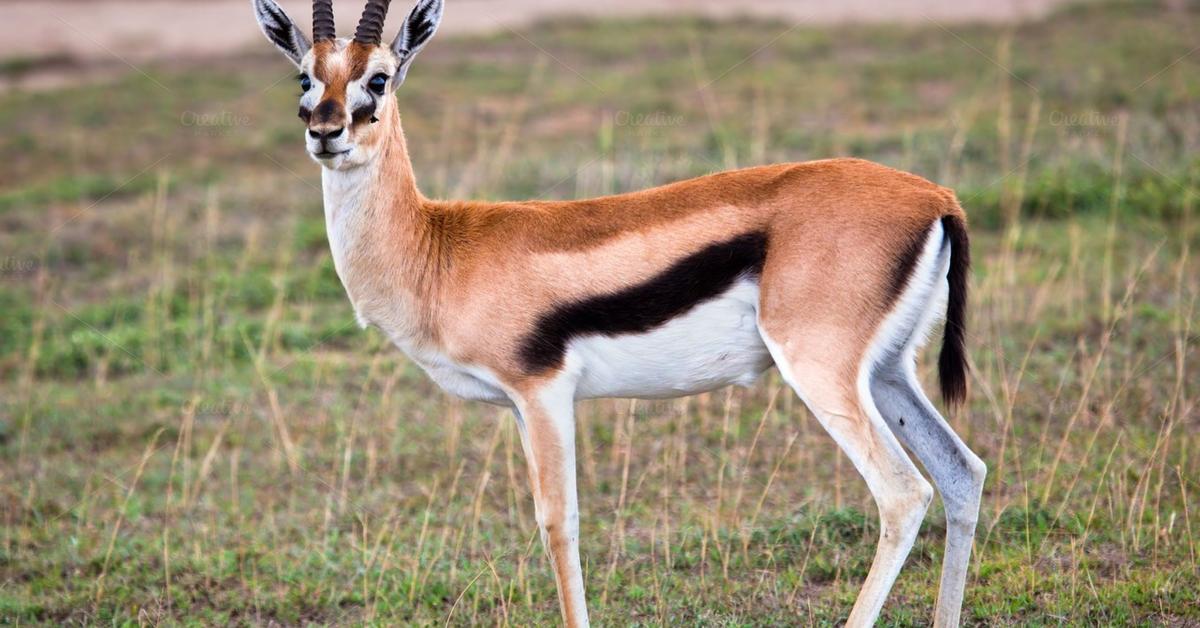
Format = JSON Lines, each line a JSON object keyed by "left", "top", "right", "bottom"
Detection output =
{"left": 518, "top": 231, "right": 769, "bottom": 374}
{"left": 885, "top": 227, "right": 929, "bottom": 305}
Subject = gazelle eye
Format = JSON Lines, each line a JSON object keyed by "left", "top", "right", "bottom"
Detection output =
{"left": 368, "top": 73, "right": 388, "bottom": 95}
{"left": 299, "top": 74, "right": 312, "bottom": 92}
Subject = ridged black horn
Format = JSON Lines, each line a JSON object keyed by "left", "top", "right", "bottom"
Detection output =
{"left": 354, "top": 0, "right": 393, "bottom": 45}
{"left": 313, "top": 0, "right": 336, "bottom": 42}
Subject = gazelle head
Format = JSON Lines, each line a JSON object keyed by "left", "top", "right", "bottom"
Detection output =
{"left": 252, "top": 0, "right": 443, "bottom": 170}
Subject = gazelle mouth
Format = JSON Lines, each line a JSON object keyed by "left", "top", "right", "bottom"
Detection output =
{"left": 312, "top": 150, "right": 349, "bottom": 159}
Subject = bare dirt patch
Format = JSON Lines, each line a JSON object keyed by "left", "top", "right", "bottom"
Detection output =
{"left": 4, "top": 0, "right": 1080, "bottom": 88}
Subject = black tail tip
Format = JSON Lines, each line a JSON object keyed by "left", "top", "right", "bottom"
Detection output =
{"left": 938, "top": 340, "right": 969, "bottom": 406}
{"left": 938, "top": 214, "right": 970, "bottom": 407}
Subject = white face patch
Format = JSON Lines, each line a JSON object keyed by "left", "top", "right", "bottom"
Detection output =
{"left": 352, "top": 46, "right": 402, "bottom": 116}
{"left": 298, "top": 55, "right": 325, "bottom": 113}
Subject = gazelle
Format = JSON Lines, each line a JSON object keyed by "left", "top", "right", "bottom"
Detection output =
{"left": 252, "top": 0, "right": 986, "bottom": 624}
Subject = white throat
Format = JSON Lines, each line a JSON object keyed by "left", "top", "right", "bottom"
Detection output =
{"left": 322, "top": 164, "right": 375, "bottom": 282}
{"left": 321, "top": 162, "right": 385, "bottom": 331}
{"left": 318, "top": 156, "right": 429, "bottom": 345}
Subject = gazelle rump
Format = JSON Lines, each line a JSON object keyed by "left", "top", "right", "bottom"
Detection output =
{"left": 252, "top": 0, "right": 986, "bottom": 625}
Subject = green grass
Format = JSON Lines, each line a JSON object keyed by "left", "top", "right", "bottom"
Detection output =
{"left": 1, "top": 1, "right": 1199, "bottom": 624}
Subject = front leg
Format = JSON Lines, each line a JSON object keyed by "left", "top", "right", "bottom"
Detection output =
{"left": 512, "top": 378, "right": 589, "bottom": 627}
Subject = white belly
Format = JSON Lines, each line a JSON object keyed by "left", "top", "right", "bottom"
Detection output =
{"left": 390, "top": 280, "right": 771, "bottom": 405}
{"left": 570, "top": 280, "right": 772, "bottom": 399}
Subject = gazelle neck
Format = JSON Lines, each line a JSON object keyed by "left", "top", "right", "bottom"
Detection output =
{"left": 321, "top": 99, "right": 420, "bottom": 224}
{"left": 320, "top": 101, "right": 440, "bottom": 342}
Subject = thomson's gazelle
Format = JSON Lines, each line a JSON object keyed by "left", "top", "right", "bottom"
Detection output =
{"left": 252, "top": 1, "right": 986, "bottom": 625}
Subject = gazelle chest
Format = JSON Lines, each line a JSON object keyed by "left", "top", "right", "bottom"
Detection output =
{"left": 400, "top": 342, "right": 512, "bottom": 405}
{"left": 321, "top": 178, "right": 508, "bottom": 404}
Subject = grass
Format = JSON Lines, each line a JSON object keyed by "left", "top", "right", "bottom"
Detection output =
{"left": 1, "top": 1, "right": 1199, "bottom": 624}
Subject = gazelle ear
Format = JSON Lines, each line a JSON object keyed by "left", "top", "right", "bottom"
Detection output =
{"left": 390, "top": 0, "right": 444, "bottom": 87}
{"left": 252, "top": 0, "right": 312, "bottom": 67}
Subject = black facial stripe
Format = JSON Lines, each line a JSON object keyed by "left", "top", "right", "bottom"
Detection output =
{"left": 352, "top": 101, "right": 377, "bottom": 125}
{"left": 298, "top": 105, "right": 312, "bottom": 123}
{"left": 518, "top": 231, "right": 769, "bottom": 374}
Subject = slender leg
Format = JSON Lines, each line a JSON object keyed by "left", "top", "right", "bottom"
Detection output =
{"left": 763, "top": 335, "right": 933, "bottom": 627}
{"left": 512, "top": 379, "right": 589, "bottom": 627}
{"left": 872, "top": 363, "right": 986, "bottom": 627}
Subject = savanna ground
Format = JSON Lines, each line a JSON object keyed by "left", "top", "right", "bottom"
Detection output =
{"left": 2, "top": 1, "right": 1199, "bottom": 624}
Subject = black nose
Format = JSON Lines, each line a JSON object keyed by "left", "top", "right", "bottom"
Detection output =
{"left": 308, "top": 127, "right": 344, "bottom": 141}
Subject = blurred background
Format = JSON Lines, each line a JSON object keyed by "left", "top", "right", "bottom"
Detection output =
{"left": 1, "top": 0, "right": 1197, "bottom": 624}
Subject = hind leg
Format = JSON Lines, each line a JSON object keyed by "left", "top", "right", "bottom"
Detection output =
{"left": 761, "top": 330, "right": 932, "bottom": 626}
{"left": 872, "top": 362, "right": 985, "bottom": 627}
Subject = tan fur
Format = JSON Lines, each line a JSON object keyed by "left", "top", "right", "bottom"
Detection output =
{"left": 344, "top": 102, "right": 963, "bottom": 384}
{"left": 519, "top": 398, "right": 581, "bottom": 620}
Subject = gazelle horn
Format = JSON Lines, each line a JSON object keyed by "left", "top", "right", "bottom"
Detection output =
{"left": 313, "top": 0, "right": 336, "bottom": 42}
{"left": 354, "top": 0, "right": 392, "bottom": 45}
